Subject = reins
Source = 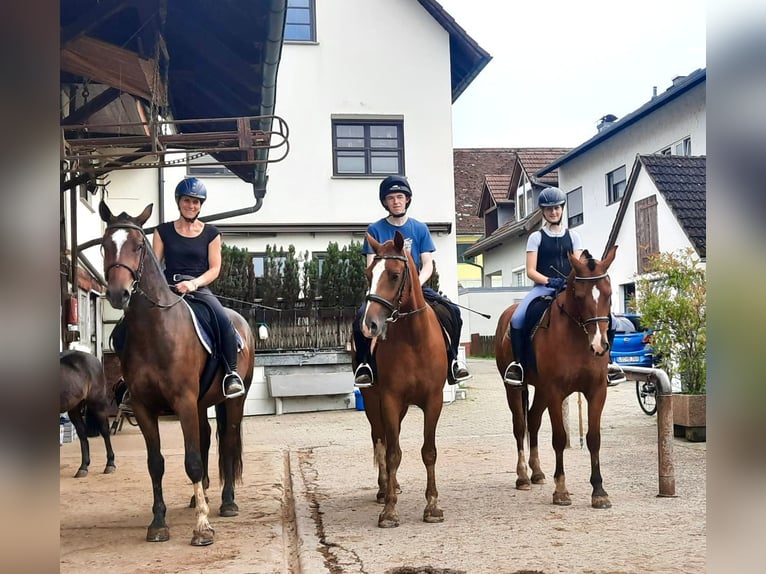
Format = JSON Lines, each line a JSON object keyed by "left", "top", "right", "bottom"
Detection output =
{"left": 104, "top": 222, "right": 185, "bottom": 309}
{"left": 365, "top": 254, "right": 427, "bottom": 323}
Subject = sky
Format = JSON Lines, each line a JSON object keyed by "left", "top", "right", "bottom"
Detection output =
{"left": 437, "top": 0, "right": 707, "bottom": 148}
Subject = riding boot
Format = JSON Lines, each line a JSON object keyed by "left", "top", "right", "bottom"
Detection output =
{"left": 504, "top": 328, "right": 524, "bottom": 387}
{"left": 606, "top": 327, "right": 626, "bottom": 386}
{"left": 221, "top": 326, "right": 245, "bottom": 399}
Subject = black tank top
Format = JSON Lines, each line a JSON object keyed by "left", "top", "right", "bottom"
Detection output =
{"left": 535, "top": 229, "right": 574, "bottom": 278}
{"left": 156, "top": 221, "right": 221, "bottom": 283}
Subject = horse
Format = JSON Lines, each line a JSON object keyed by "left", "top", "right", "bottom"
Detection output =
{"left": 355, "top": 231, "right": 448, "bottom": 528}
{"left": 495, "top": 246, "right": 618, "bottom": 509}
{"left": 59, "top": 349, "right": 117, "bottom": 478}
{"left": 98, "top": 201, "right": 256, "bottom": 546}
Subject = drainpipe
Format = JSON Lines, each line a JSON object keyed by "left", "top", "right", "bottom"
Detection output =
{"left": 621, "top": 366, "right": 676, "bottom": 497}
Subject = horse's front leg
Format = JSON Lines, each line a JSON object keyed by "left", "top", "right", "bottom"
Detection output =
{"left": 586, "top": 389, "right": 611, "bottom": 509}
{"left": 379, "top": 398, "right": 403, "bottom": 528}
{"left": 133, "top": 406, "right": 169, "bottom": 542}
{"left": 218, "top": 398, "right": 246, "bottom": 517}
{"left": 68, "top": 409, "right": 90, "bottom": 478}
{"left": 421, "top": 395, "right": 444, "bottom": 523}
{"left": 547, "top": 399, "right": 571, "bottom": 506}
{"left": 176, "top": 403, "right": 214, "bottom": 546}
{"left": 504, "top": 386, "right": 530, "bottom": 489}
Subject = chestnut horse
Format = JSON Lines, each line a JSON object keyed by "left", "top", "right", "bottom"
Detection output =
{"left": 98, "top": 201, "right": 255, "bottom": 546}
{"left": 59, "top": 349, "right": 116, "bottom": 478}
{"left": 495, "top": 246, "right": 617, "bottom": 508}
{"left": 355, "top": 231, "right": 448, "bottom": 527}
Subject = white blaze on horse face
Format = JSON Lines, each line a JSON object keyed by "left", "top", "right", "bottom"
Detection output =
{"left": 110, "top": 229, "right": 129, "bottom": 260}
{"left": 361, "top": 260, "right": 387, "bottom": 338}
{"left": 591, "top": 284, "right": 600, "bottom": 306}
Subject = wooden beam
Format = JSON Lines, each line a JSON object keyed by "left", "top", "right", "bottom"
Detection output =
{"left": 61, "top": 87, "right": 121, "bottom": 125}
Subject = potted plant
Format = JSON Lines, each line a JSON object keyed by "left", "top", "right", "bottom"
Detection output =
{"left": 634, "top": 248, "right": 706, "bottom": 441}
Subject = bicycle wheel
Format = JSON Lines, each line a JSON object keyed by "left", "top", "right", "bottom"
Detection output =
{"left": 636, "top": 380, "right": 657, "bottom": 416}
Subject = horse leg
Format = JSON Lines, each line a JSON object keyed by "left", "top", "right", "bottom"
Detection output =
{"left": 378, "top": 398, "right": 403, "bottom": 528}
{"left": 93, "top": 404, "right": 116, "bottom": 474}
{"left": 547, "top": 398, "right": 571, "bottom": 506}
{"left": 526, "top": 392, "right": 547, "bottom": 485}
{"left": 190, "top": 412, "right": 212, "bottom": 509}
{"left": 218, "top": 399, "right": 245, "bottom": 517}
{"left": 133, "top": 408, "right": 170, "bottom": 542}
{"left": 362, "top": 388, "right": 389, "bottom": 503}
{"left": 174, "top": 403, "right": 214, "bottom": 546}
{"left": 504, "top": 385, "right": 530, "bottom": 490}
{"left": 586, "top": 389, "right": 612, "bottom": 509}
{"left": 68, "top": 408, "right": 90, "bottom": 478}
{"left": 421, "top": 396, "right": 444, "bottom": 523}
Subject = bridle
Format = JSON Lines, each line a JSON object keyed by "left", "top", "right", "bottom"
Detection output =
{"left": 557, "top": 272, "right": 611, "bottom": 337}
{"left": 103, "top": 222, "right": 184, "bottom": 309}
{"left": 365, "top": 254, "right": 427, "bottom": 323}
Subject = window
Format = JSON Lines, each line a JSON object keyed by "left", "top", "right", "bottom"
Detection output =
{"left": 658, "top": 136, "right": 692, "bottom": 157}
{"left": 622, "top": 282, "right": 636, "bottom": 313}
{"left": 567, "top": 187, "right": 583, "bottom": 227}
{"left": 512, "top": 267, "right": 526, "bottom": 287}
{"left": 332, "top": 120, "right": 404, "bottom": 176}
{"left": 284, "top": 0, "right": 315, "bottom": 42}
{"left": 456, "top": 243, "right": 475, "bottom": 264}
{"left": 516, "top": 174, "right": 532, "bottom": 219}
{"left": 606, "top": 165, "right": 626, "bottom": 205}
{"left": 186, "top": 153, "right": 235, "bottom": 177}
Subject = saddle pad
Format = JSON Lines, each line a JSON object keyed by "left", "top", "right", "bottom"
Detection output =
{"left": 182, "top": 299, "right": 245, "bottom": 354}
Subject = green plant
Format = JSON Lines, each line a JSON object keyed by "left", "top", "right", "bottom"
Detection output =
{"left": 634, "top": 248, "right": 706, "bottom": 394}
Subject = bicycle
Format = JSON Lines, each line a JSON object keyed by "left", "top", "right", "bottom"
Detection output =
{"left": 636, "top": 379, "right": 657, "bottom": 416}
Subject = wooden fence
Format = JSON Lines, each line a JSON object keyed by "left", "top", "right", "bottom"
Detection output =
{"left": 469, "top": 334, "right": 496, "bottom": 357}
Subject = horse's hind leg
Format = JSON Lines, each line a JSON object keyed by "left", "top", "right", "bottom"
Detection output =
{"left": 89, "top": 402, "right": 116, "bottom": 474}
{"left": 586, "top": 390, "right": 611, "bottom": 509}
{"left": 190, "top": 412, "right": 211, "bottom": 509}
{"left": 68, "top": 408, "right": 90, "bottom": 478}
{"left": 218, "top": 399, "right": 245, "bottom": 517}
{"left": 421, "top": 397, "right": 444, "bottom": 524}
{"left": 526, "top": 392, "right": 547, "bottom": 485}
{"left": 547, "top": 399, "right": 571, "bottom": 506}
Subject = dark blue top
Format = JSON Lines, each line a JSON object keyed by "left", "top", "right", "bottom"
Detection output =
{"left": 156, "top": 221, "right": 221, "bottom": 283}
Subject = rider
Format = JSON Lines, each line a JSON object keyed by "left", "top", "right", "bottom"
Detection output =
{"left": 503, "top": 186, "right": 627, "bottom": 387}
{"left": 152, "top": 177, "right": 246, "bottom": 399}
{"left": 352, "top": 175, "right": 471, "bottom": 388}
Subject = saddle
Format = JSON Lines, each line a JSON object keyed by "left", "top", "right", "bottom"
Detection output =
{"left": 110, "top": 296, "right": 243, "bottom": 400}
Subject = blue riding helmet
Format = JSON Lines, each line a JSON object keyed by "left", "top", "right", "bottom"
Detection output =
{"left": 538, "top": 186, "right": 566, "bottom": 208}
{"left": 175, "top": 178, "right": 207, "bottom": 204}
{"left": 379, "top": 175, "right": 412, "bottom": 209}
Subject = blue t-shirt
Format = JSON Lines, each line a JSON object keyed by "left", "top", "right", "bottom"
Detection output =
{"left": 362, "top": 217, "right": 435, "bottom": 270}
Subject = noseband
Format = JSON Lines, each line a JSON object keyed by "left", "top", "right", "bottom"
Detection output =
{"left": 103, "top": 222, "right": 183, "bottom": 309}
{"left": 557, "top": 272, "right": 611, "bottom": 335}
{"left": 365, "top": 254, "right": 426, "bottom": 322}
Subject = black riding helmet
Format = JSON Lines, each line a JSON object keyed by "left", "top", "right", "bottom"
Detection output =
{"left": 379, "top": 175, "right": 412, "bottom": 209}
{"left": 175, "top": 177, "right": 207, "bottom": 204}
{"left": 537, "top": 186, "right": 566, "bottom": 208}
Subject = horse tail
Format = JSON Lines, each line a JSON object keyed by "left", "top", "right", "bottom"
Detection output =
{"left": 215, "top": 402, "right": 244, "bottom": 485}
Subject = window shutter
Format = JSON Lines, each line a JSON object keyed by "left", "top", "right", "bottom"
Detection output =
{"left": 635, "top": 195, "right": 659, "bottom": 273}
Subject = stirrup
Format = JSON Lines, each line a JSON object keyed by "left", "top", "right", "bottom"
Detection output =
{"left": 450, "top": 359, "right": 472, "bottom": 383}
{"left": 354, "top": 363, "right": 374, "bottom": 388}
{"left": 503, "top": 362, "right": 524, "bottom": 387}
{"left": 607, "top": 363, "right": 627, "bottom": 386}
{"left": 223, "top": 372, "right": 245, "bottom": 399}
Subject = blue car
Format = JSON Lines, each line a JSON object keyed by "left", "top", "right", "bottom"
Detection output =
{"left": 610, "top": 314, "right": 653, "bottom": 368}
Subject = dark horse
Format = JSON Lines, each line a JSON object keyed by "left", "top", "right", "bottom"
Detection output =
{"left": 495, "top": 246, "right": 617, "bottom": 509}
{"left": 354, "top": 231, "right": 448, "bottom": 527}
{"left": 98, "top": 201, "right": 255, "bottom": 546}
{"left": 59, "top": 349, "right": 116, "bottom": 478}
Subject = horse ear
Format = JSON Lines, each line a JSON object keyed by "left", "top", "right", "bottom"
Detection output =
{"left": 393, "top": 231, "right": 404, "bottom": 251}
{"left": 136, "top": 204, "right": 153, "bottom": 227}
{"left": 367, "top": 232, "right": 380, "bottom": 252}
{"left": 98, "top": 200, "right": 113, "bottom": 223}
{"left": 602, "top": 244, "right": 618, "bottom": 267}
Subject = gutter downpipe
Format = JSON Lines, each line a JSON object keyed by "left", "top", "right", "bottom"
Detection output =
{"left": 621, "top": 366, "right": 676, "bottom": 497}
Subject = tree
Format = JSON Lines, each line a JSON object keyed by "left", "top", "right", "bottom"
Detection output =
{"left": 634, "top": 248, "right": 706, "bottom": 394}
{"left": 282, "top": 245, "right": 301, "bottom": 308}
{"left": 261, "top": 244, "right": 283, "bottom": 307}
{"left": 319, "top": 242, "right": 342, "bottom": 308}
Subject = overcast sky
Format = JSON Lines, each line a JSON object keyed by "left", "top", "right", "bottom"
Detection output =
{"left": 438, "top": 0, "right": 707, "bottom": 148}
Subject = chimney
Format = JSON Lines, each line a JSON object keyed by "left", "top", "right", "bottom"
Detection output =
{"left": 597, "top": 114, "right": 618, "bottom": 133}
{"left": 652, "top": 86, "right": 658, "bottom": 98}
{"left": 671, "top": 75, "right": 687, "bottom": 87}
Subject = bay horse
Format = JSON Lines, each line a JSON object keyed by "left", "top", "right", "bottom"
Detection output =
{"left": 495, "top": 246, "right": 617, "bottom": 509}
{"left": 59, "top": 349, "right": 116, "bottom": 478}
{"left": 98, "top": 201, "right": 255, "bottom": 546}
{"left": 355, "top": 231, "right": 448, "bottom": 527}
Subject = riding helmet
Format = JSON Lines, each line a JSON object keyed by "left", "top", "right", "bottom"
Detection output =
{"left": 537, "top": 186, "right": 566, "bottom": 208}
{"left": 175, "top": 177, "right": 207, "bottom": 204}
{"left": 379, "top": 175, "right": 412, "bottom": 209}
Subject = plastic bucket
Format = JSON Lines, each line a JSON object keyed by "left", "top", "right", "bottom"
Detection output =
{"left": 354, "top": 389, "right": 365, "bottom": 411}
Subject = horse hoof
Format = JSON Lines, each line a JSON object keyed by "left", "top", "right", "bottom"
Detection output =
{"left": 103, "top": 465, "right": 116, "bottom": 474}
{"left": 146, "top": 526, "right": 170, "bottom": 542}
{"left": 531, "top": 473, "right": 546, "bottom": 485}
{"left": 74, "top": 469, "right": 88, "bottom": 478}
{"left": 592, "top": 497, "right": 612, "bottom": 509}
{"left": 552, "top": 495, "right": 572, "bottom": 506}
{"left": 423, "top": 509, "right": 444, "bottom": 523}
{"left": 220, "top": 502, "right": 239, "bottom": 517}
{"left": 515, "top": 479, "right": 531, "bottom": 491}
{"left": 191, "top": 529, "right": 214, "bottom": 546}
{"left": 378, "top": 518, "right": 400, "bottom": 528}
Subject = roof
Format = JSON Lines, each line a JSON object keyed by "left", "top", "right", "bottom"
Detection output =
{"left": 464, "top": 210, "right": 542, "bottom": 259}
{"left": 453, "top": 149, "right": 516, "bottom": 234}
{"left": 605, "top": 154, "right": 706, "bottom": 258}
{"left": 417, "top": 1, "right": 492, "bottom": 102}
{"left": 515, "top": 148, "right": 571, "bottom": 186}
{"left": 536, "top": 68, "right": 706, "bottom": 177}
{"left": 61, "top": 0, "right": 285, "bottom": 187}
{"left": 485, "top": 175, "right": 513, "bottom": 200}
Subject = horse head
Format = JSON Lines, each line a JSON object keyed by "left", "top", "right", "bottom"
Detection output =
{"left": 99, "top": 201, "right": 153, "bottom": 311}
{"left": 565, "top": 245, "right": 618, "bottom": 357}
{"left": 361, "top": 231, "right": 420, "bottom": 340}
